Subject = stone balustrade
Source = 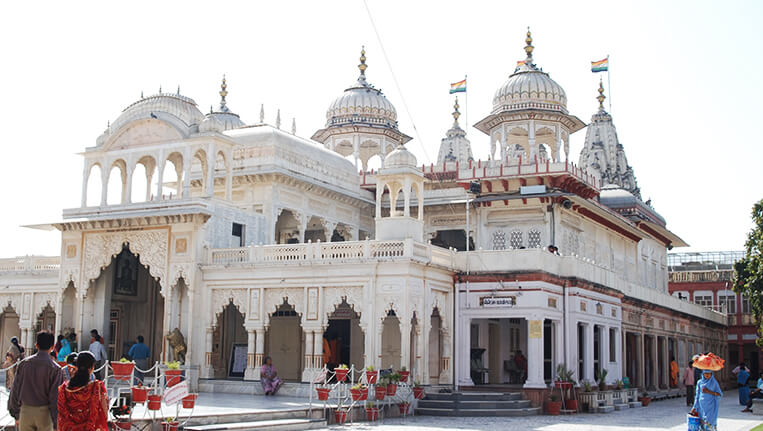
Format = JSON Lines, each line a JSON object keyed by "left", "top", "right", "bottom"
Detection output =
{"left": 0, "top": 256, "right": 60, "bottom": 272}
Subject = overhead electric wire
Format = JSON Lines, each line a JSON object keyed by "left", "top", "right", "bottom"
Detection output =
{"left": 362, "top": 0, "right": 431, "bottom": 164}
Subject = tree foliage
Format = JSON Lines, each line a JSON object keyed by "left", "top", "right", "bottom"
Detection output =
{"left": 733, "top": 198, "right": 763, "bottom": 348}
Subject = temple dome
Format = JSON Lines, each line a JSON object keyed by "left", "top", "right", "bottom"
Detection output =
{"left": 384, "top": 144, "right": 417, "bottom": 168}
{"left": 492, "top": 29, "right": 568, "bottom": 114}
{"left": 204, "top": 76, "right": 245, "bottom": 131}
{"left": 111, "top": 91, "right": 204, "bottom": 133}
{"left": 324, "top": 48, "right": 398, "bottom": 128}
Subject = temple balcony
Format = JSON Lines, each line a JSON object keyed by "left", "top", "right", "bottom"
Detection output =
{"left": 0, "top": 256, "right": 60, "bottom": 273}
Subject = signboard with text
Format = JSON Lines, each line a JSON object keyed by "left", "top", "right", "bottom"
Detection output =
{"left": 480, "top": 296, "right": 516, "bottom": 307}
{"left": 163, "top": 381, "right": 189, "bottom": 405}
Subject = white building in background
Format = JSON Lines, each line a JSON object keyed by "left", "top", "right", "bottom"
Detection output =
{"left": 0, "top": 31, "right": 726, "bottom": 402}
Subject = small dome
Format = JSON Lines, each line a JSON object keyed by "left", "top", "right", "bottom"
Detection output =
{"left": 385, "top": 144, "right": 417, "bottom": 168}
{"left": 199, "top": 114, "right": 224, "bottom": 133}
{"left": 204, "top": 75, "right": 246, "bottom": 131}
{"left": 112, "top": 91, "right": 204, "bottom": 133}
{"left": 325, "top": 48, "right": 398, "bottom": 128}
{"left": 492, "top": 29, "right": 567, "bottom": 114}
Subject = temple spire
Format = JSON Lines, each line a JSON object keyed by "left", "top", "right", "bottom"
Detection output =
{"left": 597, "top": 78, "right": 606, "bottom": 111}
{"left": 452, "top": 97, "right": 461, "bottom": 127}
{"left": 524, "top": 27, "right": 534, "bottom": 64}
{"left": 259, "top": 104, "right": 265, "bottom": 123}
{"left": 219, "top": 75, "right": 229, "bottom": 112}
{"left": 357, "top": 46, "right": 368, "bottom": 85}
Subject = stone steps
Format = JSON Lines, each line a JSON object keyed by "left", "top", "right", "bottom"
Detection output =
{"left": 416, "top": 392, "right": 540, "bottom": 417}
{"left": 185, "top": 418, "right": 326, "bottom": 431}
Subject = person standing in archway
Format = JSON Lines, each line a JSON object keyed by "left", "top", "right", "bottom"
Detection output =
{"left": 88, "top": 332, "right": 107, "bottom": 381}
{"left": 4, "top": 336, "right": 25, "bottom": 389}
{"left": 127, "top": 335, "right": 150, "bottom": 384}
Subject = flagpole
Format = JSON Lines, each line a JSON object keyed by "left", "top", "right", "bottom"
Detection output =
{"left": 607, "top": 55, "right": 612, "bottom": 113}
{"left": 464, "top": 74, "right": 468, "bottom": 136}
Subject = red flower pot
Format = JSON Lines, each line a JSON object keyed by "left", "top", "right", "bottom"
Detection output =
{"left": 161, "top": 422, "right": 178, "bottom": 431}
{"left": 182, "top": 394, "right": 197, "bottom": 409}
{"left": 545, "top": 400, "right": 562, "bottom": 415}
{"left": 334, "top": 409, "right": 348, "bottom": 424}
{"left": 350, "top": 388, "right": 368, "bottom": 401}
{"left": 413, "top": 387, "right": 425, "bottom": 399}
{"left": 554, "top": 381, "right": 572, "bottom": 389}
{"left": 398, "top": 371, "right": 410, "bottom": 383}
{"left": 112, "top": 362, "right": 135, "bottom": 382}
{"left": 164, "top": 369, "right": 182, "bottom": 387}
{"left": 565, "top": 399, "right": 578, "bottom": 412}
{"left": 398, "top": 403, "right": 410, "bottom": 415}
{"left": 366, "top": 370, "right": 378, "bottom": 384}
{"left": 386, "top": 383, "right": 398, "bottom": 396}
{"left": 639, "top": 396, "right": 651, "bottom": 407}
{"left": 316, "top": 387, "right": 331, "bottom": 401}
{"left": 131, "top": 387, "right": 148, "bottom": 403}
{"left": 115, "top": 422, "right": 131, "bottom": 431}
{"left": 147, "top": 394, "right": 162, "bottom": 411}
{"left": 365, "top": 407, "right": 379, "bottom": 421}
{"left": 334, "top": 368, "right": 349, "bottom": 383}
{"left": 375, "top": 386, "right": 386, "bottom": 400}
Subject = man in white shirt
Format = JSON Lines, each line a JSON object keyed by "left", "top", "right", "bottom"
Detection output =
{"left": 89, "top": 330, "right": 107, "bottom": 380}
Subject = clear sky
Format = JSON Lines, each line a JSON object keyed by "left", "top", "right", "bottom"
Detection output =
{"left": 0, "top": 0, "right": 761, "bottom": 257}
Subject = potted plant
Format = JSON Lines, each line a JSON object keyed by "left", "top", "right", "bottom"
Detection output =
{"left": 111, "top": 404, "right": 132, "bottom": 431}
{"left": 398, "top": 401, "right": 411, "bottom": 415}
{"left": 161, "top": 417, "right": 178, "bottom": 431}
{"left": 316, "top": 386, "right": 332, "bottom": 401}
{"left": 595, "top": 368, "right": 608, "bottom": 391}
{"left": 131, "top": 383, "right": 148, "bottom": 404}
{"left": 334, "top": 408, "right": 348, "bottom": 424}
{"left": 386, "top": 373, "right": 400, "bottom": 396}
{"left": 147, "top": 394, "right": 162, "bottom": 411}
{"left": 545, "top": 393, "right": 562, "bottom": 415}
{"left": 398, "top": 366, "right": 410, "bottom": 383}
{"left": 334, "top": 364, "right": 349, "bottom": 383}
{"left": 181, "top": 393, "right": 198, "bottom": 409}
{"left": 112, "top": 358, "right": 135, "bottom": 382}
{"left": 374, "top": 383, "right": 386, "bottom": 400}
{"left": 163, "top": 361, "right": 182, "bottom": 387}
{"left": 580, "top": 380, "right": 595, "bottom": 393}
{"left": 365, "top": 365, "right": 378, "bottom": 384}
{"left": 350, "top": 384, "right": 368, "bottom": 401}
{"left": 554, "top": 364, "right": 574, "bottom": 389}
{"left": 365, "top": 401, "right": 379, "bottom": 421}
{"left": 412, "top": 381, "right": 425, "bottom": 399}
{"left": 615, "top": 379, "right": 624, "bottom": 390}
{"left": 638, "top": 391, "right": 651, "bottom": 407}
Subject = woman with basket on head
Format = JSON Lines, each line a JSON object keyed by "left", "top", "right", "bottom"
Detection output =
{"left": 689, "top": 353, "right": 724, "bottom": 431}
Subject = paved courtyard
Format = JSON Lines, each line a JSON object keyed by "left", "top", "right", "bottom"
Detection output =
{"left": 318, "top": 389, "right": 762, "bottom": 431}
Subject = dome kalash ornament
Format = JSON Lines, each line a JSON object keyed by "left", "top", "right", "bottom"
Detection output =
{"left": 692, "top": 352, "right": 725, "bottom": 371}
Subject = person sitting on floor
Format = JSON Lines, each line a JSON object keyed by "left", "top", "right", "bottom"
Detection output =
{"left": 260, "top": 356, "right": 283, "bottom": 396}
{"left": 742, "top": 370, "right": 763, "bottom": 413}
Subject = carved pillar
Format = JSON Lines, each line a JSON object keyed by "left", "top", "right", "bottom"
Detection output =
{"left": 414, "top": 324, "right": 424, "bottom": 383}
{"left": 100, "top": 167, "right": 108, "bottom": 206}
{"left": 183, "top": 152, "right": 191, "bottom": 198}
{"left": 440, "top": 327, "right": 452, "bottom": 385}
{"left": 584, "top": 323, "right": 595, "bottom": 382}
{"left": 124, "top": 166, "right": 133, "bottom": 204}
{"left": 323, "top": 221, "right": 337, "bottom": 243}
{"left": 154, "top": 156, "right": 165, "bottom": 201}
{"left": 254, "top": 328, "right": 265, "bottom": 380}
{"left": 202, "top": 327, "right": 214, "bottom": 379}
{"left": 403, "top": 181, "right": 411, "bottom": 218}
{"left": 456, "top": 316, "right": 472, "bottom": 386}
{"left": 650, "top": 334, "right": 658, "bottom": 390}
{"left": 206, "top": 144, "right": 216, "bottom": 198}
{"left": 636, "top": 332, "right": 645, "bottom": 388}
{"left": 225, "top": 165, "right": 232, "bottom": 201}
{"left": 81, "top": 163, "right": 89, "bottom": 207}
{"left": 375, "top": 182, "right": 383, "bottom": 219}
{"left": 353, "top": 136, "right": 359, "bottom": 169}
{"left": 244, "top": 329, "right": 256, "bottom": 380}
{"left": 296, "top": 213, "right": 308, "bottom": 243}
{"left": 145, "top": 168, "right": 153, "bottom": 202}
{"left": 304, "top": 329, "right": 315, "bottom": 370}
{"left": 315, "top": 329, "right": 324, "bottom": 369}
{"left": 528, "top": 119, "right": 536, "bottom": 160}
{"left": 602, "top": 325, "right": 611, "bottom": 384}
{"left": 524, "top": 317, "right": 545, "bottom": 389}
{"left": 400, "top": 320, "right": 411, "bottom": 372}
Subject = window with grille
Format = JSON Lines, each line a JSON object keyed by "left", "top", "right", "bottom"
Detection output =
{"left": 492, "top": 231, "right": 506, "bottom": 250}
{"left": 528, "top": 229, "right": 542, "bottom": 249}
{"left": 510, "top": 231, "right": 523, "bottom": 249}
{"left": 718, "top": 294, "right": 736, "bottom": 314}
{"left": 609, "top": 328, "right": 617, "bottom": 362}
{"left": 694, "top": 295, "right": 713, "bottom": 307}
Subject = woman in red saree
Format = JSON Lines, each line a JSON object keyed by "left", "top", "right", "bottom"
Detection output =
{"left": 57, "top": 351, "right": 108, "bottom": 431}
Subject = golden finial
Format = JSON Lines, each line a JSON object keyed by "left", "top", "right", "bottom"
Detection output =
{"left": 358, "top": 46, "right": 367, "bottom": 75}
{"left": 219, "top": 74, "right": 228, "bottom": 110}
{"left": 524, "top": 27, "right": 534, "bottom": 60}
{"left": 452, "top": 97, "right": 461, "bottom": 124}
{"left": 597, "top": 78, "right": 606, "bottom": 110}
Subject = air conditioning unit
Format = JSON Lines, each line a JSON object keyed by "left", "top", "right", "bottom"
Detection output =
{"left": 520, "top": 185, "right": 546, "bottom": 195}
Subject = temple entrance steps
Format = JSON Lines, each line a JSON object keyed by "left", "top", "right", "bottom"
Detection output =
{"left": 416, "top": 392, "right": 541, "bottom": 417}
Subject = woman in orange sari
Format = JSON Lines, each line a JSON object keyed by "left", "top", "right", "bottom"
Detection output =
{"left": 57, "top": 351, "right": 108, "bottom": 431}
{"left": 670, "top": 356, "right": 679, "bottom": 387}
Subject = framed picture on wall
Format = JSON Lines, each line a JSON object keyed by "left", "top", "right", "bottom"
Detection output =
{"left": 228, "top": 343, "right": 248, "bottom": 378}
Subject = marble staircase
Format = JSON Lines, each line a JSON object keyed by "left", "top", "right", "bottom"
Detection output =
{"left": 416, "top": 392, "right": 540, "bottom": 417}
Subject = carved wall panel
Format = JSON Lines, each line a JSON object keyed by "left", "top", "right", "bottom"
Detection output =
{"left": 211, "top": 288, "right": 249, "bottom": 320}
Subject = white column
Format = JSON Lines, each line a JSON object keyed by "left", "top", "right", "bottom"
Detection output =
{"left": 124, "top": 166, "right": 133, "bottom": 204}
{"left": 206, "top": 145, "right": 216, "bottom": 197}
{"left": 440, "top": 327, "right": 452, "bottom": 385}
{"left": 201, "top": 327, "right": 214, "bottom": 378}
{"left": 403, "top": 183, "right": 411, "bottom": 218}
{"left": 244, "top": 329, "right": 256, "bottom": 380}
{"left": 636, "top": 333, "right": 645, "bottom": 388}
{"left": 528, "top": 120, "right": 536, "bottom": 159}
{"left": 602, "top": 325, "right": 611, "bottom": 384}
{"left": 400, "top": 320, "right": 411, "bottom": 373}
{"left": 456, "top": 316, "right": 473, "bottom": 386}
{"left": 100, "top": 167, "right": 108, "bottom": 206}
{"left": 584, "top": 323, "right": 595, "bottom": 382}
{"left": 304, "top": 330, "right": 315, "bottom": 370}
{"left": 554, "top": 320, "right": 564, "bottom": 372}
{"left": 375, "top": 181, "right": 383, "bottom": 218}
{"left": 81, "top": 163, "right": 89, "bottom": 207}
{"left": 650, "top": 335, "right": 658, "bottom": 390}
{"left": 155, "top": 157, "right": 165, "bottom": 201}
{"left": 183, "top": 153, "right": 191, "bottom": 198}
{"left": 145, "top": 169, "right": 153, "bottom": 202}
{"left": 254, "top": 328, "right": 265, "bottom": 380}
{"left": 524, "top": 317, "right": 545, "bottom": 388}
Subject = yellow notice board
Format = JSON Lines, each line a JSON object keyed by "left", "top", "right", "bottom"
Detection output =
{"left": 529, "top": 320, "right": 543, "bottom": 338}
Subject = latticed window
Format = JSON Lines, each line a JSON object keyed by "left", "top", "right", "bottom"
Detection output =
{"left": 509, "top": 231, "right": 523, "bottom": 249}
{"left": 528, "top": 229, "right": 542, "bottom": 249}
{"left": 564, "top": 231, "right": 580, "bottom": 256}
{"left": 492, "top": 231, "right": 506, "bottom": 250}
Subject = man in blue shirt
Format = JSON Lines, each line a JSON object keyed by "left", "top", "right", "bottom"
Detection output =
{"left": 128, "top": 335, "right": 150, "bottom": 385}
{"left": 742, "top": 371, "right": 763, "bottom": 413}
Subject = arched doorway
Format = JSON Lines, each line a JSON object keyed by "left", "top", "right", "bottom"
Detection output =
{"left": 275, "top": 210, "right": 300, "bottom": 244}
{"left": 60, "top": 283, "right": 77, "bottom": 337}
{"left": 381, "top": 310, "right": 401, "bottom": 370}
{"left": 213, "top": 301, "right": 246, "bottom": 378}
{"left": 324, "top": 299, "right": 364, "bottom": 369}
{"left": 91, "top": 244, "right": 164, "bottom": 363}
{"left": 428, "top": 308, "right": 443, "bottom": 383}
{"left": 0, "top": 305, "right": 21, "bottom": 357}
{"left": 34, "top": 304, "right": 56, "bottom": 333}
{"left": 266, "top": 300, "right": 302, "bottom": 381}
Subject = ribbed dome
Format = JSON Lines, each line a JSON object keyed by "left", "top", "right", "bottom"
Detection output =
{"left": 324, "top": 48, "right": 398, "bottom": 128}
{"left": 204, "top": 111, "right": 245, "bottom": 131}
{"left": 112, "top": 92, "right": 204, "bottom": 133}
{"left": 384, "top": 144, "right": 417, "bottom": 168}
{"left": 493, "top": 69, "right": 567, "bottom": 114}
